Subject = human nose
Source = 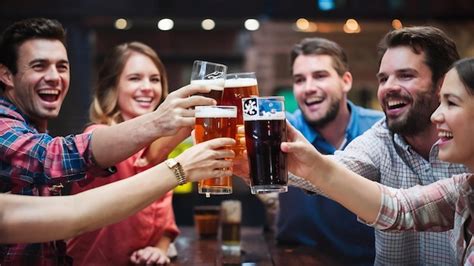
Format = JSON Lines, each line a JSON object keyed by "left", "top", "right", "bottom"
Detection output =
{"left": 139, "top": 80, "right": 153, "bottom": 92}
{"left": 303, "top": 77, "right": 318, "bottom": 92}
{"left": 44, "top": 66, "right": 60, "bottom": 83}
{"left": 378, "top": 75, "right": 401, "bottom": 94}
{"left": 430, "top": 105, "right": 444, "bottom": 124}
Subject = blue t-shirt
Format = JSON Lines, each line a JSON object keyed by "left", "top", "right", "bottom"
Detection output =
{"left": 278, "top": 101, "right": 383, "bottom": 265}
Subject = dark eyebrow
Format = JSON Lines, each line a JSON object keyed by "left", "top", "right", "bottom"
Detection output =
{"left": 29, "top": 58, "right": 69, "bottom": 65}
{"left": 442, "top": 92, "right": 462, "bottom": 102}
{"left": 293, "top": 70, "right": 328, "bottom": 78}
{"left": 376, "top": 68, "right": 417, "bottom": 79}
{"left": 375, "top": 72, "right": 385, "bottom": 79}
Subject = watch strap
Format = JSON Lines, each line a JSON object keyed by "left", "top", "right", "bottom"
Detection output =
{"left": 166, "top": 158, "right": 186, "bottom": 185}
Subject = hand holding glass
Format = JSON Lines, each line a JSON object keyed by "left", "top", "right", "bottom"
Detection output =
{"left": 195, "top": 106, "right": 237, "bottom": 196}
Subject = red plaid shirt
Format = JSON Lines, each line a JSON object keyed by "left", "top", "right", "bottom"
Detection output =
{"left": 0, "top": 98, "right": 113, "bottom": 265}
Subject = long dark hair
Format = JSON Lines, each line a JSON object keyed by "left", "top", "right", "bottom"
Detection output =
{"left": 452, "top": 57, "right": 474, "bottom": 95}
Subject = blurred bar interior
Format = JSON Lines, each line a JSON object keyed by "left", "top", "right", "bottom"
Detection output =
{"left": 2, "top": 0, "right": 473, "bottom": 226}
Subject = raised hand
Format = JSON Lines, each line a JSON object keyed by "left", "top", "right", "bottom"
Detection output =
{"left": 152, "top": 84, "right": 217, "bottom": 136}
{"left": 280, "top": 121, "right": 323, "bottom": 180}
{"left": 176, "top": 137, "right": 236, "bottom": 183}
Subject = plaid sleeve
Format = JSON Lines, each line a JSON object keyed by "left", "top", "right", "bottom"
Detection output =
{"left": 369, "top": 178, "right": 460, "bottom": 232}
{"left": 0, "top": 117, "right": 103, "bottom": 186}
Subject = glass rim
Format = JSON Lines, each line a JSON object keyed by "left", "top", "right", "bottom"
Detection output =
{"left": 225, "top": 72, "right": 256, "bottom": 78}
{"left": 195, "top": 105, "right": 237, "bottom": 118}
{"left": 241, "top": 96, "right": 285, "bottom": 101}
{"left": 193, "top": 60, "right": 227, "bottom": 69}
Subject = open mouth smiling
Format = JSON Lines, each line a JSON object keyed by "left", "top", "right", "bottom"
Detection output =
{"left": 38, "top": 89, "right": 60, "bottom": 102}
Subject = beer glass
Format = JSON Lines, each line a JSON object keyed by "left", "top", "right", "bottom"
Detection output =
{"left": 193, "top": 205, "right": 220, "bottom": 239}
{"left": 190, "top": 60, "right": 227, "bottom": 103}
{"left": 195, "top": 106, "right": 237, "bottom": 196}
{"left": 220, "top": 200, "right": 241, "bottom": 255}
{"left": 222, "top": 72, "right": 259, "bottom": 156}
{"left": 242, "top": 96, "right": 288, "bottom": 194}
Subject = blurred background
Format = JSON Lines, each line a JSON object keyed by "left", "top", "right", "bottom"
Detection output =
{"left": 1, "top": 0, "right": 473, "bottom": 226}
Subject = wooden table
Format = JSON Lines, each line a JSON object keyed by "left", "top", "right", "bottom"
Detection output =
{"left": 170, "top": 226, "right": 343, "bottom": 265}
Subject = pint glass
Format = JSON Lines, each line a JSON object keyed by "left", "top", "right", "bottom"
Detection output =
{"left": 222, "top": 72, "right": 259, "bottom": 156}
{"left": 195, "top": 106, "right": 237, "bottom": 195}
{"left": 220, "top": 200, "right": 241, "bottom": 255}
{"left": 190, "top": 60, "right": 227, "bottom": 103}
{"left": 242, "top": 96, "right": 288, "bottom": 194}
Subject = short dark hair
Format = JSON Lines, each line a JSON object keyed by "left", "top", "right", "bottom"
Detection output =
{"left": 290, "top": 37, "right": 349, "bottom": 76}
{"left": 377, "top": 26, "right": 459, "bottom": 85}
{"left": 0, "top": 18, "right": 66, "bottom": 76}
{"left": 453, "top": 57, "right": 474, "bottom": 96}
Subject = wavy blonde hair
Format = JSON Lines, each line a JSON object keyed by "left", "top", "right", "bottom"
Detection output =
{"left": 89, "top": 42, "right": 168, "bottom": 125}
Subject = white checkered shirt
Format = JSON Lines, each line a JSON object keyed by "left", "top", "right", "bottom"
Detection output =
{"left": 289, "top": 119, "right": 469, "bottom": 265}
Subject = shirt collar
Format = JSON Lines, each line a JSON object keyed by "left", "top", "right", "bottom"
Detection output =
{"left": 289, "top": 101, "right": 357, "bottom": 149}
{"left": 0, "top": 97, "right": 36, "bottom": 130}
{"left": 392, "top": 123, "right": 443, "bottom": 162}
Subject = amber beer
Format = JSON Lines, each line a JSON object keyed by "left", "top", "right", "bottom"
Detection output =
{"left": 220, "top": 200, "right": 241, "bottom": 255}
{"left": 195, "top": 106, "right": 237, "bottom": 195}
{"left": 243, "top": 97, "right": 288, "bottom": 194}
{"left": 222, "top": 73, "right": 259, "bottom": 155}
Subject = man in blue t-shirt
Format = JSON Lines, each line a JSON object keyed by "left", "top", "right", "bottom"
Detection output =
{"left": 276, "top": 37, "right": 383, "bottom": 265}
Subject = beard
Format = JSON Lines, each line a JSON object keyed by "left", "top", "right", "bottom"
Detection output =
{"left": 303, "top": 97, "right": 340, "bottom": 129}
{"left": 385, "top": 87, "right": 439, "bottom": 136}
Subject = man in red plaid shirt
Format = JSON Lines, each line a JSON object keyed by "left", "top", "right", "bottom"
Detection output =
{"left": 0, "top": 18, "right": 215, "bottom": 265}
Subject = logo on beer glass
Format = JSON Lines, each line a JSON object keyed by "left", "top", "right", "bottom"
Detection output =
{"left": 243, "top": 98, "right": 258, "bottom": 117}
{"left": 205, "top": 71, "right": 224, "bottom": 80}
{"left": 243, "top": 97, "right": 285, "bottom": 120}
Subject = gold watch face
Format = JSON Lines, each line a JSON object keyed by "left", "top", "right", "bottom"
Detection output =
{"left": 167, "top": 159, "right": 178, "bottom": 168}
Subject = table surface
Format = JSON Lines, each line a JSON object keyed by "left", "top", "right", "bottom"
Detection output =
{"left": 169, "top": 226, "right": 343, "bottom": 266}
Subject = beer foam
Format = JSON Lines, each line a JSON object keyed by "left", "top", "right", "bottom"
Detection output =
{"left": 224, "top": 78, "right": 257, "bottom": 88}
{"left": 221, "top": 200, "right": 241, "bottom": 223}
{"left": 195, "top": 106, "right": 236, "bottom": 118}
{"left": 191, "top": 79, "right": 225, "bottom": 89}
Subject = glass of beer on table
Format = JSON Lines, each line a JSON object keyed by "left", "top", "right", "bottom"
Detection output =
{"left": 190, "top": 60, "right": 227, "bottom": 103}
{"left": 242, "top": 96, "right": 288, "bottom": 194}
{"left": 222, "top": 72, "right": 259, "bottom": 157}
{"left": 195, "top": 106, "right": 237, "bottom": 196}
{"left": 220, "top": 200, "right": 241, "bottom": 255}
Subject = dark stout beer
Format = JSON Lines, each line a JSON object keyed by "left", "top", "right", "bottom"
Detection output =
{"left": 245, "top": 119, "right": 288, "bottom": 188}
{"left": 243, "top": 97, "right": 288, "bottom": 194}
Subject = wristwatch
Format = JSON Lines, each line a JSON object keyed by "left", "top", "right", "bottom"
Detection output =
{"left": 165, "top": 158, "right": 186, "bottom": 185}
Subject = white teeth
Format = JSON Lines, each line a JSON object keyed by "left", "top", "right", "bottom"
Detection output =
{"left": 306, "top": 96, "right": 324, "bottom": 105}
{"left": 387, "top": 100, "right": 405, "bottom": 107}
{"left": 38, "top": 89, "right": 59, "bottom": 95}
{"left": 135, "top": 97, "right": 153, "bottom": 103}
{"left": 438, "top": 131, "right": 453, "bottom": 138}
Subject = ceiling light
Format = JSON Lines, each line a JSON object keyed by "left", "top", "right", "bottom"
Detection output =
{"left": 157, "top": 18, "right": 174, "bottom": 31}
{"left": 244, "top": 19, "right": 260, "bottom": 31}
{"left": 201, "top": 19, "right": 215, "bottom": 30}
